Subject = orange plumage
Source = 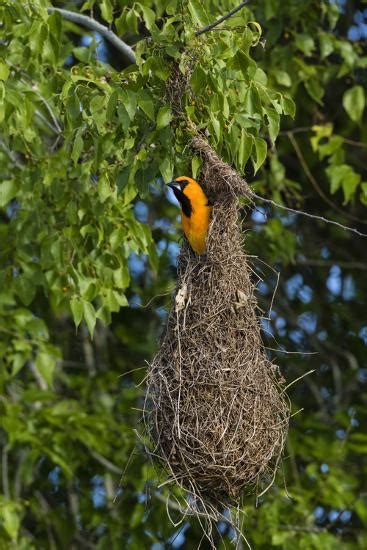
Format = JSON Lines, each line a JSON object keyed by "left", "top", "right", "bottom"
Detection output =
{"left": 168, "top": 176, "right": 212, "bottom": 255}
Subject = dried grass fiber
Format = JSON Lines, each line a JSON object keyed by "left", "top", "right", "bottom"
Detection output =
{"left": 144, "top": 136, "right": 290, "bottom": 509}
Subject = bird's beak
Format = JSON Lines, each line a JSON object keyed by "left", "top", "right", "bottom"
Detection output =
{"left": 166, "top": 180, "right": 178, "bottom": 190}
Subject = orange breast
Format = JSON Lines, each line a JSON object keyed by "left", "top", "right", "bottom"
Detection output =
{"left": 176, "top": 177, "right": 212, "bottom": 254}
{"left": 182, "top": 205, "right": 212, "bottom": 254}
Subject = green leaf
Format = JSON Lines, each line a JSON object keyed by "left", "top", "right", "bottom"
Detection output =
{"left": 70, "top": 297, "right": 83, "bottom": 327}
{"left": 210, "top": 113, "right": 221, "bottom": 142}
{"left": 319, "top": 33, "right": 334, "bottom": 59}
{"left": 113, "top": 265, "right": 130, "bottom": 288}
{"left": 159, "top": 157, "right": 173, "bottom": 182}
{"left": 281, "top": 95, "right": 296, "bottom": 118}
{"left": 274, "top": 70, "right": 291, "bottom": 87}
{"left": 188, "top": 0, "right": 210, "bottom": 27}
{"left": 237, "top": 130, "right": 253, "bottom": 171}
{"left": 361, "top": 182, "right": 367, "bottom": 206}
{"left": 137, "top": 160, "right": 158, "bottom": 198}
{"left": 343, "top": 85, "right": 365, "bottom": 123}
{"left": 73, "top": 46, "right": 93, "bottom": 63}
{"left": 190, "top": 67, "right": 207, "bottom": 93}
{"left": 317, "top": 135, "right": 343, "bottom": 160}
{"left": 0, "top": 180, "right": 18, "bottom": 207}
{"left": 138, "top": 91, "right": 155, "bottom": 121}
{"left": 116, "top": 167, "right": 130, "bottom": 193}
{"left": 191, "top": 156, "right": 202, "bottom": 179}
{"left": 0, "top": 61, "right": 10, "bottom": 81}
{"left": 264, "top": 108, "right": 280, "bottom": 144}
{"left": 121, "top": 90, "right": 137, "bottom": 121}
{"left": 98, "top": 175, "right": 113, "bottom": 203}
{"left": 326, "top": 163, "right": 361, "bottom": 203}
{"left": 100, "top": 0, "right": 113, "bottom": 23}
{"left": 66, "top": 90, "right": 81, "bottom": 121}
{"left": 35, "top": 351, "right": 56, "bottom": 388}
{"left": 14, "top": 275, "right": 36, "bottom": 306}
{"left": 295, "top": 33, "right": 315, "bottom": 56}
{"left": 71, "top": 130, "right": 84, "bottom": 165}
{"left": 244, "top": 86, "right": 262, "bottom": 116}
{"left": 342, "top": 172, "right": 361, "bottom": 204}
{"left": 156, "top": 106, "right": 172, "bottom": 129}
{"left": 304, "top": 79, "right": 324, "bottom": 105}
{"left": 310, "top": 123, "right": 333, "bottom": 151}
{"left": 138, "top": 4, "right": 159, "bottom": 33}
{"left": 83, "top": 301, "right": 96, "bottom": 338}
{"left": 106, "top": 90, "right": 118, "bottom": 121}
{"left": 252, "top": 137, "right": 267, "bottom": 173}
{"left": 1, "top": 501, "right": 20, "bottom": 541}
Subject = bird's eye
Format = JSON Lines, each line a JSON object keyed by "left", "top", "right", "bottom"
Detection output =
{"left": 179, "top": 179, "right": 189, "bottom": 189}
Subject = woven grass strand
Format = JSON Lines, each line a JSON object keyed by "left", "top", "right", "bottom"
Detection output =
{"left": 144, "top": 137, "right": 290, "bottom": 516}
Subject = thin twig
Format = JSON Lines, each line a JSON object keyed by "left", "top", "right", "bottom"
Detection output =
{"left": 0, "top": 139, "right": 23, "bottom": 168}
{"left": 250, "top": 191, "right": 367, "bottom": 237}
{"left": 82, "top": 324, "right": 96, "bottom": 376}
{"left": 281, "top": 126, "right": 367, "bottom": 149}
{"left": 47, "top": 7, "right": 136, "bottom": 65}
{"left": 67, "top": 482, "right": 80, "bottom": 527}
{"left": 37, "top": 93, "right": 62, "bottom": 133}
{"left": 279, "top": 525, "right": 325, "bottom": 534}
{"left": 196, "top": 1, "right": 249, "bottom": 35}
{"left": 294, "top": 258, "right": 367, "bottom": 270}
{"left": 279, "top": 127, "right": 310, "bottom": 136}
{"left": 90, "top": 450, "right": 122, "bottom": 475}
{"left": 35, "top": 109, "right": 60, "bottom": 134}
{"left": 343, "top": 137, "right": 367, "bottom": 149}
{"left": 29, "top": 360, "right": 48, "bottom": 390}
{"left": 281, "top": 370, "right": 315, "bottom": 393}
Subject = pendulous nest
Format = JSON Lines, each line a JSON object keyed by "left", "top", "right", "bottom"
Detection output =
{"left": 144, "top": 136, "right": 290, "bottom": 512}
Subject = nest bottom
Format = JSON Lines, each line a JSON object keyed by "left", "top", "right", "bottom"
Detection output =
{"left": 149, "top": 350, "right": 288, "bottom": 506}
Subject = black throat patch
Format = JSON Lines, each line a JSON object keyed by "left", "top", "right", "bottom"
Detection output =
{"left": 172, "top": 187, "right": 192, "bottom": 217}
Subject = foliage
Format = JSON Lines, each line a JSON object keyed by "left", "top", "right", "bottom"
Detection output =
{"left": 0, "top": 0, "right": 366, "bottom": 548}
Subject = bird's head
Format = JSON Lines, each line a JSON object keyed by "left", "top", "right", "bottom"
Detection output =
{"left": 167, "top": 176, "right": 191, "bottom": 192}
{"left": 167, "top": 176, "right": 193, "bottom": 216}
{"left": 167, "top": 176, "right": 211, "bottom": 217}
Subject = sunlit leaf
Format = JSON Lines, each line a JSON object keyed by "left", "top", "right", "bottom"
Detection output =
{"left": 343, "top": 85, "right": 365, "bottom": 123}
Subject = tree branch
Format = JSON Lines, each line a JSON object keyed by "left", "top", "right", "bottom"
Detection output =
{"left": 250, "top": 191, "right": 367, "bottom": 238}
{"left": 90, "top": 450, "right": 122, "bottom": 475}
{"left": 196, "top": 1, "right": 249, "bottom": 35}
{"left": 29, "top": 360, "right": 48, "bottom": 390}
{"left": 0, "top": 139, "right": 23, "bottom": 169}
{"left": 279, "top": 525, "right": 325, "bottom": 534}
{"left": 47, "top": 7, "right": 136, "bottom": 65}
{"left": 294, "top": 258, "right": 367, "bottom": 270}
{"left": 343, "top": 137, "right": 367, "bottom": 149}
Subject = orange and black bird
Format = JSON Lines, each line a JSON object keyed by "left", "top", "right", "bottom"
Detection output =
{"left": 168, "top": 176, "right": 212, "bottom": 255}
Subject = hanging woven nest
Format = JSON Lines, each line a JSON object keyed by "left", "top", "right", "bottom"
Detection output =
{"left": 144, "top": 136, "right": 290, "bottom": 512}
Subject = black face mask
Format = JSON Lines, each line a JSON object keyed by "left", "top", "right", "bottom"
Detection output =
{"left": 167, "top": 183, "right": 193, "bottom": 217}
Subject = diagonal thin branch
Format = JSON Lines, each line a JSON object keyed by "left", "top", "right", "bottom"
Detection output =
{"left": 47, "top": 7, "right": 136, "bottom": 65}
{"left": 250, "top": 191, "right": 367, "bottom": 237}
{"left": 0, "top": 139, "right": 23, "bottom": 168}
{"left": 294, "top": 258, "right": 367, "bottom": 270}
{"left": 196, "top": 1, "right": 249, "bottom": 36}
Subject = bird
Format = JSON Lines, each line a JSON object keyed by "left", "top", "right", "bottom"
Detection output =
{"left": 167, "top": 176, "right": 212, "bottom": 255}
